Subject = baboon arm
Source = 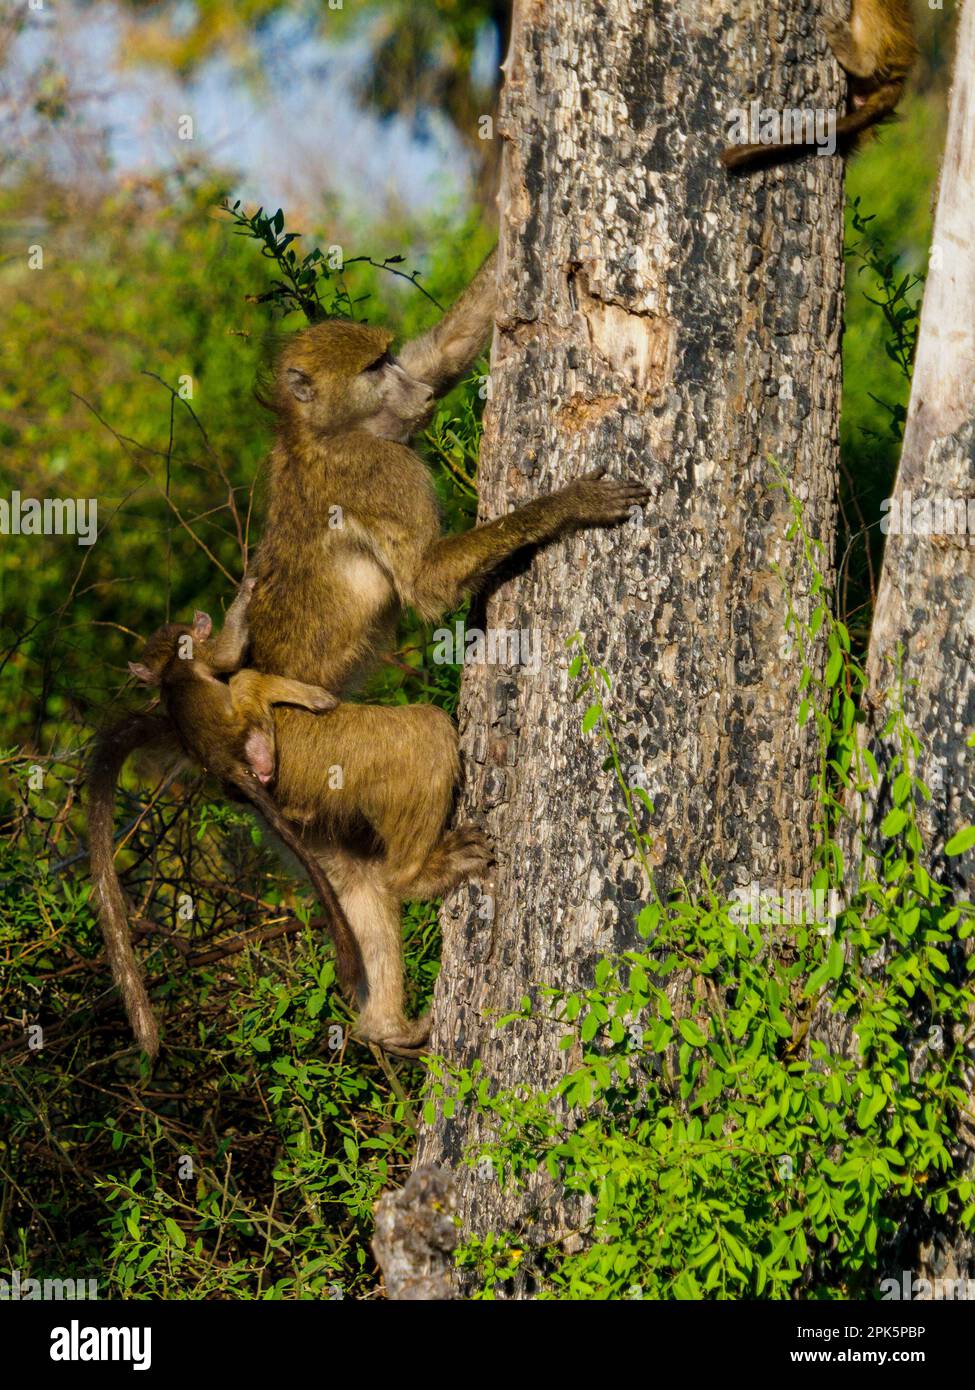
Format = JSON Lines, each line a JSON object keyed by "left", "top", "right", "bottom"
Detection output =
{"left": 406, "top": 468, "right": 650, "bottom": 619}
{"left": 207, "top": 583, "right": 252, "bottom": 673}
{"left": 408, "top": 494, "right": 576, "bottom": 620}
{"left": 229, "top": 670, "right": 336, "bottom": 712}
{"left": 397, "top": 248, "right": 497, "bottom": 398}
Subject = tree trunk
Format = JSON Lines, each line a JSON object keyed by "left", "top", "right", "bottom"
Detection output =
{"left": 862, "top": 0, "right": 975, "bottom": 883}
{"left": 414, "top": 0, "right": 845, "bottom": 1290}
{"left": 857, "top": 0, "right": 975, "bottom": 1282}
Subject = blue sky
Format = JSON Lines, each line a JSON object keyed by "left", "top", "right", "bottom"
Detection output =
{"left": 15, "top": 2, "right": 494, "bottom": 221}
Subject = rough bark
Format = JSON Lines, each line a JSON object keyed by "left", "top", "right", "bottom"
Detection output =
{"left": 414, "top": 0, "right": 845, "bottom": 1292}
{"left": 856, "top": 0, "right": 975, "bottom": 1281}
{"left": 373, "top": 1167, "right": 459, "bottom": 1300}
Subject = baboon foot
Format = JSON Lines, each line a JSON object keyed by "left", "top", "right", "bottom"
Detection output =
{"left": 443, "top": 824, "right": 495, "bottom": 881}
{"left": 357, "top": 1010, "right": 431, "bottom": 1059}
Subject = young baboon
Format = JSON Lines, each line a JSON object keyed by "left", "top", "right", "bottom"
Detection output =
{"left": 242, "top": 248, "right": 650, "bottom": 1053}
{"left": 721, "top": 0, "right": 918, "bottom": 170}
{"left": 100, "top": 586, "right": 363, "bottom": 1058}
{"left": 89, "top": 249, "right": 650, "bottom": 1058}
{"left": 127, "top": 583, "right": 338, "bottom": 788}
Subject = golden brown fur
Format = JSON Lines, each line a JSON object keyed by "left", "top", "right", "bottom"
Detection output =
{"left": 102, "top": 586, "right": 363, "bottom": 1057}
{"left": 721, "top": 0, "right": 918, "bottom": 170}
{"left": 88, "top": 248, "right": 650, "bottom": 1058}
{"left": 244, "top": 250, "right": 649, "bottom": 1052}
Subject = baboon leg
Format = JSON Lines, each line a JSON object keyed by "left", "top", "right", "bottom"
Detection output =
{"left": 228, "top": 670, "right": 334, "bottom": 713}
{"left": 821, "top": 18, "right": 877, "bottom": 78}
{"left": 312, "top": 846, "right": 429, "bottom": 1052}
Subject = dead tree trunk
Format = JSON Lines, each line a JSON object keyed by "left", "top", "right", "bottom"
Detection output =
{"left": 856, "top": 0, "right": 975, "bottom": 1282}
{"left": 413, "top": 0, "right": 845, "bottom": 1289}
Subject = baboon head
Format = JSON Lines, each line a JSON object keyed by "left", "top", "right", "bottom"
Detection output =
{"left": 128, "top": 612, "right": 212, "bottom": 685}
{"left": 275, "top": 320, "right": 435, "bottom": 441}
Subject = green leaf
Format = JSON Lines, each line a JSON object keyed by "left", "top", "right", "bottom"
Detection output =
{"left": 945, "top": 826, "right": 975, "bottom": 856}
{"left": 581, "top": 703, "right": 602, "bottom": 735}
{"left": 164, "top": 1217, "right": 186, "bottom": 1250}
{"left": 637, "top": 904, "right": 660, "bottom": 937}
{"left": 857, "top": 1091, "right": 886, "bottom": 1128}
{"left": 881, "top": 807, "right": 908, "bottom": 837}
{"left": 825, "top": 644, "right": 843, "bottom": 687}
{"left": 678, "top": 1018, "right": 707, "bottom": 1047}
{"left": 826, "top": 938, "right": 844, "bottom": 980}
{"left": 891, "top": 772, "right": 912, "bottom": 806}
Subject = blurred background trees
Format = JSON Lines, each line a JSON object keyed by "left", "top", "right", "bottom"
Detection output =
{"left": 0, "top": 0, "right": 950, "bottom": 747}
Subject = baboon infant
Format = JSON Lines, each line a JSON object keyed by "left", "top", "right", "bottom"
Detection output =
{"left": 127, "top": 580, "right": 337, "bottom": 787}
{"left": 125, "top": 581, "right": 365, "bottom": 1043}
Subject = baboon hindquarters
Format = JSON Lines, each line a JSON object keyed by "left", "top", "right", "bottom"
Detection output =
{"left": 272, "top": 702, "right": 473, "bottom": 1050}
{"left": 273, "top": 701, "right": 460, "bottom": 875}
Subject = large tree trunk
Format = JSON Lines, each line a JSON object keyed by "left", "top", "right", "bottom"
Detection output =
{"left": 856, "top": 0, "right": 975, "bottom": 1282}
{"left": 414, "top": 0, "right": 845, "bottom": 1289}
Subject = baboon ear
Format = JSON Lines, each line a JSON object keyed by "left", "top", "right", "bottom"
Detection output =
{"left": 286, "top": 367, "right": 315, "bottom": 403}
{"left": 192, "top": 611, "right": 213, "bottom": 641}
{"left": 128, "top": 661, "right": 158, "bottom": 685}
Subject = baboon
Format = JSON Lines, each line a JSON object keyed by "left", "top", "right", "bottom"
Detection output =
{"left": 103, "top": 583, "right": 362, "bottom": 1058}
{"left": 243, "top": 250, "right": 650, "bottom": 1052}
{"left": 127, "top": 582, "right": 338, "bottom": 787}
{"left": 722, "top": 0, "right": 917, "bottom": 170}
{"left": 89, "top": 248, "right": 650, "bottom": 1057}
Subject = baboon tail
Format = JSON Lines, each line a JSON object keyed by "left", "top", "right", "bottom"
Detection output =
{"left": 234, "top": 775, "right": 366, "bottom": 1000}
{"left": 721, "top": 83, "right": 903, "bottom": 170}
{"left": 87, "top": 712, "right": 175, "bottom": 1058}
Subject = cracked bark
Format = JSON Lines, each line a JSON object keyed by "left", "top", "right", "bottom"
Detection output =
{"left": 411, "top": 0, "right": 845, "bottom": 1295}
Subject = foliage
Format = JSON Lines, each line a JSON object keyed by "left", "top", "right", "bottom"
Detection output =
{"left": 838, "top": 92, "right": 943, "bottom": 641}
{"left": 430, "top": 510, "right": 975, "bottom": 1298}
{"left": 0, "top": 183, "right": 487, "bottom": 1297}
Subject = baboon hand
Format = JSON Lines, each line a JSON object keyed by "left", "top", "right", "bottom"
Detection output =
{"left": 560, "top": 465, "right": 650, "bottom": 525}
{"left": 308, "top": 687, "right": 339, "bottom": 712}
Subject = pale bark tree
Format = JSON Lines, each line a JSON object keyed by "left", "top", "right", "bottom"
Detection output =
{"left": 854, "top": 0, "right": 975, "bottom": 1283}
{"left": 397, "top": 0, "right": 849, "bottom": 1294}
{"left": 862, "top": 0, "right": 975, "bottom": 887}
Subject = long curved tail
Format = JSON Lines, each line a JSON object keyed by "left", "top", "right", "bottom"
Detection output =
{"left": 232, "top": 774, "right": 365, "bottom": 1000}
{"left": 87, "top": 711, "right": 176, "bottom": 1058}
{"left": 721, "top": 82, "right": 904, "bottom": 171}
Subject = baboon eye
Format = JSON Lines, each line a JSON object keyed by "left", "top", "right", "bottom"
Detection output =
{"left": 364, "top": 350, "right": 393, "bottom": 373}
